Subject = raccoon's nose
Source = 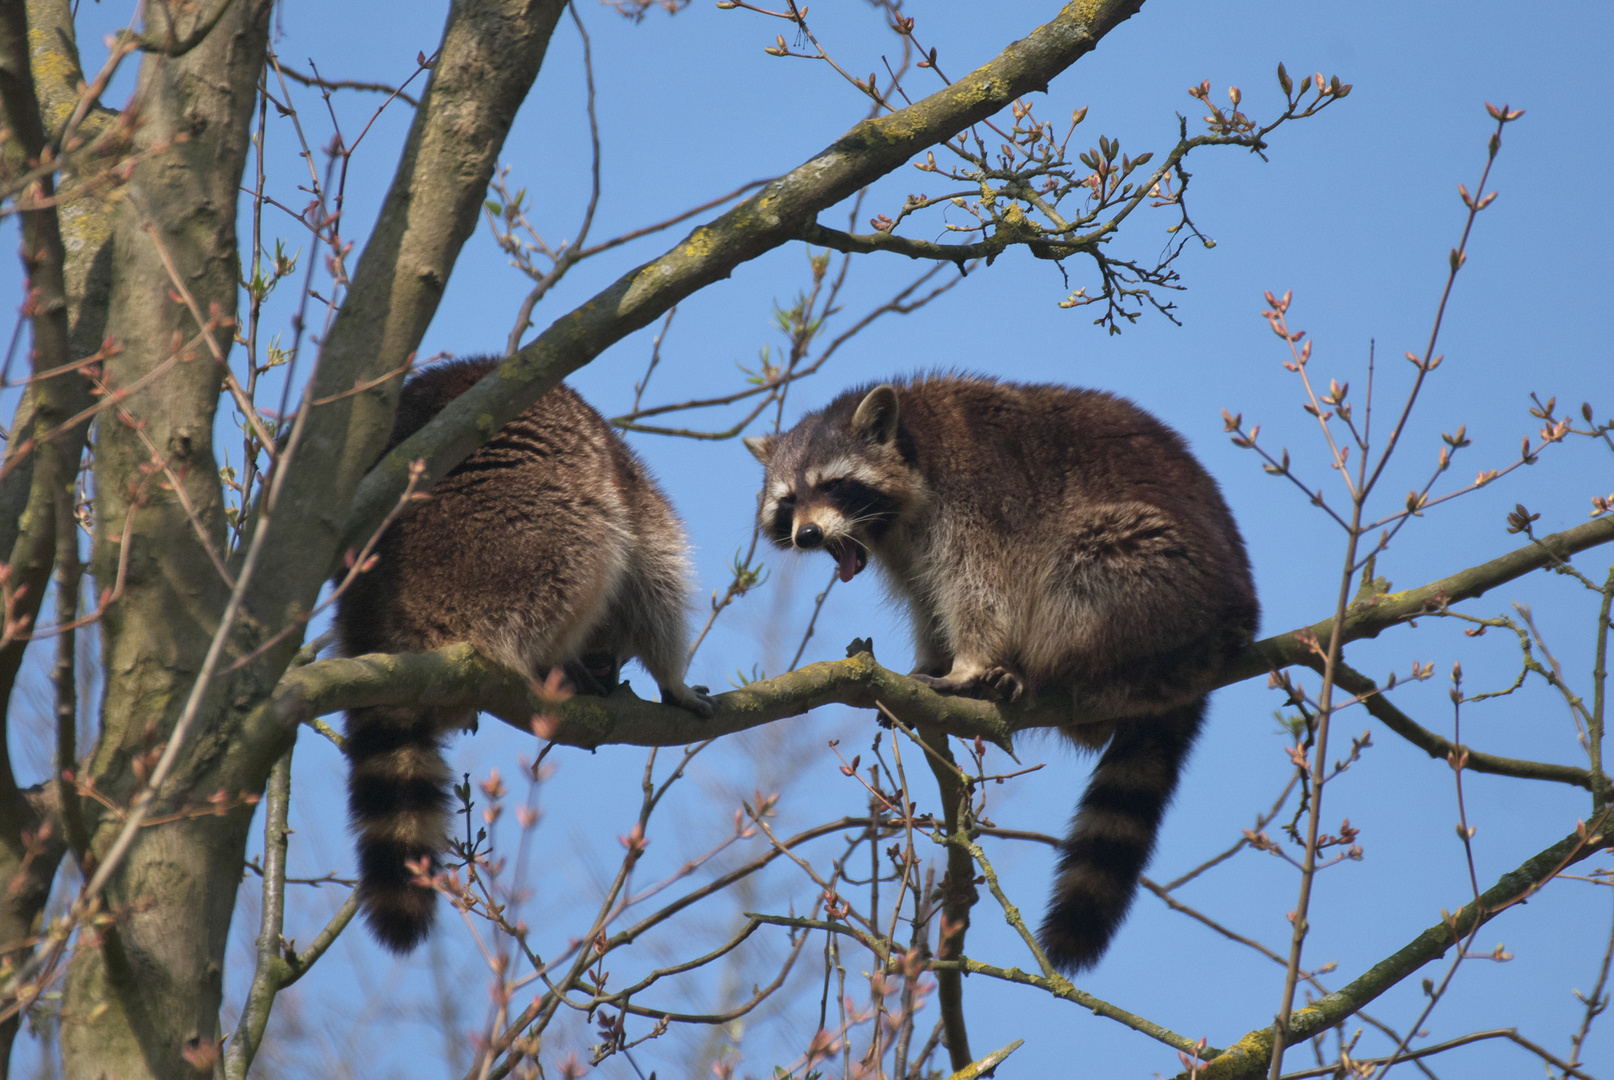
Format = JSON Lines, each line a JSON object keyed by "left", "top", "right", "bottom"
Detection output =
{"left": 794, "top": 523, "right": 825, "bottom": 549}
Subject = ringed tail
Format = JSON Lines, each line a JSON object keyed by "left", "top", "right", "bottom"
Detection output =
{"left": 1039, "top": 700, "right": 1207, "bottom": 973}
{"left": 344, "top": 704, "right": 453, "bottom": 953}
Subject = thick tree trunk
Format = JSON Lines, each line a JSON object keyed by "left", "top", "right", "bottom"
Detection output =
{"left": 59, "top": 0, "right": 274, "bottom": 1075}
{"left": 61, "top": 815, "right": 252, "bottom": 1077}
{"left": 56, "top": 0, "right": 568, "bottom": 1071}
{"left": 0, "top": 0, "right": 113, "bottom": 1070}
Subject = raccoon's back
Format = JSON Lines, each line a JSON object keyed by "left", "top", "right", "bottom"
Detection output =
{"left": 334, "top": 359, "right": 663, "bottom": 952}
{"left": 885, "top": 377, "right": 1241, "bottom": 541}
{"left": 879, "top": 377, "right": 1256, "bottom": 675}
{"left": 336, "top": 359, "right": 641, "bottom": 673}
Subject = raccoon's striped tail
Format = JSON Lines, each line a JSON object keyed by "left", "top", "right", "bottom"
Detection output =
{"left": 1039, "top": 700, "right": 1207, "bottom": 974}
{"left": 344, "top": 705, "right": 453, "bottom": 953}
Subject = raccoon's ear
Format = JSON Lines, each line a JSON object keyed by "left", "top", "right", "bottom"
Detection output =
{"left": 851, "top": 385, "right": 900, "bottom": 447}
{"left": 742, "top": 433, "right": 775, "bottom": 465}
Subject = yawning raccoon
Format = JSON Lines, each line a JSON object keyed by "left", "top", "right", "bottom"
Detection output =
{"left": 744, "top": 374, "right": 1256, "bottom": 972}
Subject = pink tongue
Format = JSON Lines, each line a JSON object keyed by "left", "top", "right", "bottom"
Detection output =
{"left": 837, "top": 546, "right": 859, "bottom": 583}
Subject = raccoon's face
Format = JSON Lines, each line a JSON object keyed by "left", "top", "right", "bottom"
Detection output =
{"left": 743, "top": 385, "right": 919, "bottom": 583}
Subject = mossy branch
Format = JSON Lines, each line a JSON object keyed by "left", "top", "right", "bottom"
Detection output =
{"left": 275, "top": 645, "right": 1033, "bottom": 750}
{"left": 1187, "top": 813, "right": 1612, "bottom": 1080}
{"left": 1234, "top": 514, "right": 1614, "bottom": 682}
{"left": 272, "top": 516, "right": 1614, "bottom": 777}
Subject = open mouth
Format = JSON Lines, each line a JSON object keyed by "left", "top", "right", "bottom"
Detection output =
{"left": 825, "top": 539, "right": 868, "bottom": 583}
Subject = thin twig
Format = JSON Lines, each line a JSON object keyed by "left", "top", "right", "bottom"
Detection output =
{"left": 275, "top": 64, "right": 420, "bottom": 107}
{"left": 223, "top": 747, "right": 294, "bottom": 1080}
{"left": 1276, "top": 1028, "right": 1600, "bottom": 1080}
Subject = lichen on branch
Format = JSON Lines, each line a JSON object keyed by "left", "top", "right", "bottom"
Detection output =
{"left": 277, "top": 515, "right": 1614, "bottom": 779}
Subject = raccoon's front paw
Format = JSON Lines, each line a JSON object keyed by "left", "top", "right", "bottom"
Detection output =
{"left": 910, "top": 668, "right": 1023, "bottom": 703}
{"left": 664, "top": 683, "right": 716, "bottom": 718}
{"left": 980, "top": 667, "right": 1024, "bottom": 703}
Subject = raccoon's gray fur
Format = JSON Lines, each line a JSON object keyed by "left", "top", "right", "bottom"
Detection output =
{"left": 744, "top": 374, "right": 1257, "bottom": 973}
{"left": 336, "top": 357, "right": 713, "bottom": 953}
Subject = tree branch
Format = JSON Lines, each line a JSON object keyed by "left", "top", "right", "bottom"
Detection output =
{"left": 1310, "top": 656, "right": 1595, "bottom": 790}
{"left": 273, "top": 644, "right": 1029, "bottom": 750}
{"left": 1234, "top": 515, "right": 1614, "bottom": 683}
{"left": 267, "top": 516, "right": 1614, "bottom": 763}
{"left": 920, "top": 729, "right": 976, "bottom": 1071}
{"left": 799, "top": 218, "right": 1074, "bottom": 266}
{"left": 1191, "top": 814, "right": 1613, "bottom": 1079}
{"left": 223, "top": 747, "right": 293, "bottom": 1080}
{"left": 57, "top": 0, "right": 278, "bottom": 1072}
{"left": 0, "top": 0, "right": 95, "bottom": 795}
{"left": 0, "top": 19, "right": 97, "bottom": 1064}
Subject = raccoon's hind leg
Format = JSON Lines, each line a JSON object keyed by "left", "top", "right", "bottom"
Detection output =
{"left": 634, "top": 613, "right": 715, "bottom": 718}
{"left": 344, "top": 704, "right": 454, "bottom": 953}
{"left": 567, "top": 652, "right": 622, "bottom": 696}
{"left": 1039, "top": 700, "right": 1206, "bottom": 973}
{"left": 600, "top": 546, "right": 715, "bottom": 718}
{"left": 904, "top": 615, "right": 1026, "bottom": 701}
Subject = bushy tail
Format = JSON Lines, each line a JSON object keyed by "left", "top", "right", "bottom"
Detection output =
{"left": 1039, "top": 700, "right": 1207, "bottom": 973}
{"left": 344, "top": 705, "right": 452, "bottom": 953}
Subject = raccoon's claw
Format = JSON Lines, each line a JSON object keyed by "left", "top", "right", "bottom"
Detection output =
{"left": 981, "top": 667, "right": 1024, "bottom": 703}
{"left": 664, "top": 683, "right": 716, "bottom": 718}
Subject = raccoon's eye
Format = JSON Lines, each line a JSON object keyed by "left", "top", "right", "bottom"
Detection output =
{"left": 778, "top": 493, "right": 796, "bottom": 506}
{"left": 819, "top": 478, "right": 844, "bottom": 493}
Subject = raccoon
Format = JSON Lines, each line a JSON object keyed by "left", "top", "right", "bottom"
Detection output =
{"left": 336, "top": 356, "right": 713, "bottom": 952}
{"left": 744, "top": 374, "right": 1257, "bottom": 973}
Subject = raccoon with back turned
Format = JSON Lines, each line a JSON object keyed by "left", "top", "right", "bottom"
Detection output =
{"left": 744, "top": 374, "right": 1257, "bottom": 973}
{"left": 336, "top": 356, "right": 713, "bottom": 953}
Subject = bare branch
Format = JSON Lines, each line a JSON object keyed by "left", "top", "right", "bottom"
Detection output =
{"left": 274, "top": 64, "right": 421, "bottom": 107}
{"left": 223, "top": 748, "right": 293, "bottom": 1080}
{"left": 1310, "top": 657, "right": 1593, "bottom": 790}
{"left": 1191, "top": 815, "right": 1612, "bottom": 1079}
{"left": 266, "top": 516, "right": 1614, "bottom": 765}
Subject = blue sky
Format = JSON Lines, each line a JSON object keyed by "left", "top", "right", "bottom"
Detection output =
{"left": 4, "top": 1, "right": 1612, "bottom": 1076}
